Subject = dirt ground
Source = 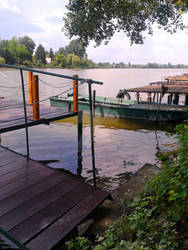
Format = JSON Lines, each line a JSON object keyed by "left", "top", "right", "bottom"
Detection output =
{"left": 80, "top": 163, "right": 159, "bottom": 237}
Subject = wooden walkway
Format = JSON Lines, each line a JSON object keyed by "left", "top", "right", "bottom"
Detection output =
{"left": 0, "top": 99, "right": 78, "bottom": 133}
{"left": 0, "top": 146, "right": 110, "bottom": 249}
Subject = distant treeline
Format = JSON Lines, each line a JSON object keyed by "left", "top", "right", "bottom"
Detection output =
{"left": 0, "top": 36, "right": 187, "bottom": 69}
{"left": 97, "top": 62, "right": 188, "bottom": 69}
{"left": 0, "top": 36, "right": 95, "bottom": 68}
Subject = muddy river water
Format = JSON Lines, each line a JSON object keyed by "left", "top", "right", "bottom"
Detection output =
{"left": 1, "top": 68, "right": 187, "bottom": 190}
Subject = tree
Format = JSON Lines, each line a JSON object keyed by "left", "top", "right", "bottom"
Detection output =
{"left": 58, "top": 47, "right": 66, "bottom": 55}
{"left": 34, "top": 44, "right": 46, "bottom": 64}
{"left": 65, "top": 39, "right": 87, "bottom": 58}
{"left": 8, "top": 38, "right": 30, "bottom": 64}
{"left": 53, "top": 54, "right": 67, "bottom": 67}
{"left": 63, "top": 0, "right": 188, "bottom": 46}
{"left": 49, "top": 48, "right": 54, "bottom": 60}
{"left": 66, "top": 53, "right": 80, "bottom": 66}
{"left": 18, "top": 36, "right": 35, "bottom": 60}
{"left": 0, "top": 39, "right": 14, "bottom": 64}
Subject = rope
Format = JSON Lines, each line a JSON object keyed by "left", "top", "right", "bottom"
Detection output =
{"left": 53, "top": 81, "right": 84, "bottom": 97}
{"left": 39, "top": 79, "right": 73, "bottom": 89}
{"left": 0, "top": 80, "right": 84, "bottom": 111}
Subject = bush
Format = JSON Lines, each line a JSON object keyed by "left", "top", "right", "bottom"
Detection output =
{"left": 66, "top": 119, "right": 188, "bottom": 249}
{"left": 0, "top": 56, "right": 5, "bottom": 64}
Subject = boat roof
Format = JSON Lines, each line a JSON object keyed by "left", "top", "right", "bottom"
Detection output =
{"left": 127, "top": 84, "right": 188, "bottom": 94}
{"left": 164, "top": 74, "right": 188, "bottom": 82}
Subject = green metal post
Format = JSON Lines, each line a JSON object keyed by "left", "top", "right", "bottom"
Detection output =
{"left": 88, "top": 82, "right": 96, "bottom": 187}
{"left": 20, "top": 69, "right": 30, "bottom": 157}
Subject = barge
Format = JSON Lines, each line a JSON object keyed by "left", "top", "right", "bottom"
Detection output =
{"left": 50, "top": 74, "right": 188, "bottom": 122}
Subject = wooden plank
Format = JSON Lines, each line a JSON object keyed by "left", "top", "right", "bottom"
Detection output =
{"left": 26, "top": 189, "right": 110, "bottom": 250}
{"left": 0, "top": 161, "right": 48, "bottom": 188}
{"left": 0, "top": 158, "right": 31, "bottom": 177}
{"left": 0, "top": 100, "right": 77, "bottom": 134}
{"left": 9, "top": 183, "right": 93, "bottom": 244}
{"left": 0, "top": 166, "right": 54, "bottom": 200}
{"left": 0, "top": 146, "right": 6, "bottom": 152}
{"left": 0, "top": 230, "right": 20, "bottom": 250}
{"left": 0, "top": 150, "right": 23, "bottom": 167}
{"left": 0, "top": 172, "right": 68, "bottom": 217}
{"left": 0, "top": 175, "right": 79, "bottom": 231}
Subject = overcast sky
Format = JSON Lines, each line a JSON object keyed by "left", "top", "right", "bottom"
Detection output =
{"left": 0, "top": 0, "right": 188, "bottom": 64}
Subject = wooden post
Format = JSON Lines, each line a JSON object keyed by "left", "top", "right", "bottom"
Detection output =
{"left": 32, "top": 75, "right": 40, "bottom": 120}
{"left": 28, "top": 71, "right": 33, "bottom": 104}
{"left": 73, "top": 75, "right": 78, "bottom": 112}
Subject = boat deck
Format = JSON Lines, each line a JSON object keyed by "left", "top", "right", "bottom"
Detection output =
{"left": 0, "top": 99, "right": 77, "bottom": 133}
{"left": 0, "top": 145, "right": 110, "bottom": 250}
{"left": 127, "top": 84, "right": 188, "bottom": 94}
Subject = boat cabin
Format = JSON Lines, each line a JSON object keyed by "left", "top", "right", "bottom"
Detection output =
{"left": 125, "top": 74, "right": 188, "bottom": 106}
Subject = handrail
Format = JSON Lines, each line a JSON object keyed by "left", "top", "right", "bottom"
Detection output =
{"left": 0, "top": 63, "right": 100, "bottom": 187}
{"left": 0, "top": 64, "right": 103, "bottom": 85}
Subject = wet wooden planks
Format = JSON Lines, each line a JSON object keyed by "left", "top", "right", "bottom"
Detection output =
{"left": 0, "top": 99, "right": 78, "bottom": 133}
{"left": 0, "top": 146, "right": 110, "bottom": 249}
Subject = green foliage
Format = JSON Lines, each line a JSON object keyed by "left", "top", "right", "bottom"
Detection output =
{"left": 53, "top": 54, "right": 67, "bottom": 67}
{"left": 65, "top": 39, "right": 87, "bottom": 58}
{"left": 49, "top": 48, "right": 54, "bottom": 60}
{"left": 1, "top": 36, "right": 188, "bottom": 69}
{"left": 18, "top": 36, "right": 35, "bottom": 60}
{"left": 66, "top": 236, "right": 91, "bottom": 250}
{"left": 0, "top": 37, "right": 33, "bottom": 64}
{"left": 66, "top": 119, "right": 188, "bottom": 249}
{"left": 0, "top": 56, "right": 5, "bottom": 64}
{"left": 34, "top": 44, "right": 46, "bottom": 64}
{"left": 64, "top": 0, "right": 187, "bottom": 46}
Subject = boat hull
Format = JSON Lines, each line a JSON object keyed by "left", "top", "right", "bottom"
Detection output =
{"left": 50, "top": 97, "right": 188, "bottom": 122}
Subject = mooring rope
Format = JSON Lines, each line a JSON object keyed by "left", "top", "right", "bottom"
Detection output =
{"left": 0, "top": 78, "right": 85, "bottom": 111}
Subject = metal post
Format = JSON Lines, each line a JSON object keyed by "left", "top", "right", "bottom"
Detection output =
{"left": 92, "top": 90, "right": 96, "bottom": 116}
{"left": 20, "top": 69, "right": 30, "bottom": 157}
{"left": 88, "top": 82, "right": 96, "bottom": 187}
{"left": 77, "top": 111, "right": 83, "bottom": 177}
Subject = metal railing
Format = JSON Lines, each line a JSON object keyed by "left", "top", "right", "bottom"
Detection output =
{"left": 0, "top": 63, "right": 103, "bottom": 187}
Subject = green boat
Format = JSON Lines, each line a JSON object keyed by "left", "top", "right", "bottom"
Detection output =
{"left": 50, "top": 74, "right": 188, "bottom": 122}
{"left": 50, "top": 94, "right": 187, "bottom": 122}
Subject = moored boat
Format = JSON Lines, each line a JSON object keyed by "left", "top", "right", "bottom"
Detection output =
{"left": 50, "top": 74, "right": 188, "bottom": 122}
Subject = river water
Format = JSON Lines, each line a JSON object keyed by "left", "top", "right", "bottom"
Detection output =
{"left": 1, "top": 68, "right": 187, "bottom": 190}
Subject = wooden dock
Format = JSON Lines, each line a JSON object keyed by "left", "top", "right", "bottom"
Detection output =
{"left": 0, "top": 145, "right": 110, "bottom": 249}
{"left": 0, "top": 96, "right": 110, "bottom": 249}
{"left": 0, "top": 99, "right": 78, "bottom": 133}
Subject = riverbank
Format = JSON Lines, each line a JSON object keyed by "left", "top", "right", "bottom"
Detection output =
{"left": 84, "top": 163, "right": 159, "bottom": 236}
{"left": 66, "top": 119, "right": 188, "bottom": 249}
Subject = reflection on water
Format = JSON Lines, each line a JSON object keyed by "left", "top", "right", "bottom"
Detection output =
{"left": 54, "top": 114, "right": 179, "bottom": 132}
{"left": 2, "top": 113, "right": 177, "bottom": 191}
{"left": 0, "top": 68, "right": 182, "bottom": 191}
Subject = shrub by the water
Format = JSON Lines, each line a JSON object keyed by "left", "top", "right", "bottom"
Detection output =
{"left": 66, "top": 119, "right": 188, "bottom": 250}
